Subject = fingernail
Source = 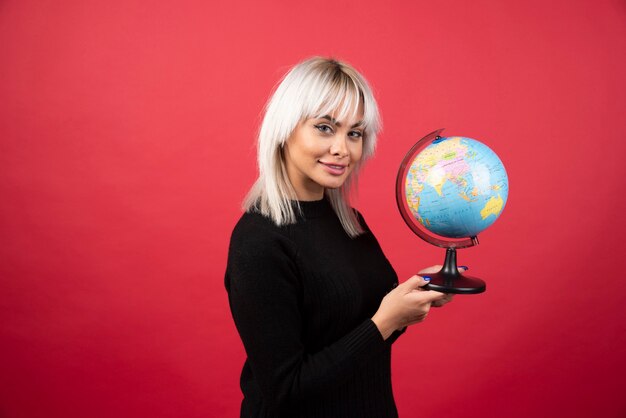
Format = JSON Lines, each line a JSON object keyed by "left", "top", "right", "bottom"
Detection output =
{"left": 423, "top": 276, "right": 431, "bottom": 281}
{"left": 459, "top": 265, "right": 469, "bottom": 270}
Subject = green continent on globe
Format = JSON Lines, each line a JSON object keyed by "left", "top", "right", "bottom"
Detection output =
{"left": 405, "top": 136, "right": 508, "bottom": 238}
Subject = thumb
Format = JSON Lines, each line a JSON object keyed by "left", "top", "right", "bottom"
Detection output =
{"left": 400, "top": 275, "right": 432, "bottom": 292}
{"left": 418, "top": 265, "right": 442, "bottom": 275}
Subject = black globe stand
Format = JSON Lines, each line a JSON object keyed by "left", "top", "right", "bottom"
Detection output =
{"left": 421, "top": 247, "right": 486, "bottom": 294}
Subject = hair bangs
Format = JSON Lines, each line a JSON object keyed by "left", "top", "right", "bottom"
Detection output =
{"left": 309, "top": 72, "right": 363, "bottom": 126}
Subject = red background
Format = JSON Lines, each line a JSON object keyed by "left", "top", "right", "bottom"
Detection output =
{"left": 1, "top": 1, "right": 625, "bottom": 417}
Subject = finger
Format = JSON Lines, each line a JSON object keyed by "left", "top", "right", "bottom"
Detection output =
{"left": 433, "top": 294, "right": 454, "bottom": 307}
{"left": 432, "top": 298, "right": 447, "bottom": 307}
{"left": 408, "top": 289, "right": 445, "bottom": 303}
{"left": 458, "top": 266, "right": 469, "bottom": 273}
{"left": 418, "top": 265, "right": 443, "bottom": 275}
{"left": 423, "top": 290, "right": 445, "bottom": 302}
{"left": 398, "top": 275, "right": 421, "bottom": 290}
{"left": 401, "top": 275, "right": 431, "bottom": 292}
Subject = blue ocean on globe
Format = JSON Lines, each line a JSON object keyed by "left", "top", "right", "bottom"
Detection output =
{"left": 405, "top": 136, "right": 509, "bottom": 238}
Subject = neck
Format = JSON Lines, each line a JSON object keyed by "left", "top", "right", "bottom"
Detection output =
{"left": 290, "top": 182, "right": 324, "bottom": 201}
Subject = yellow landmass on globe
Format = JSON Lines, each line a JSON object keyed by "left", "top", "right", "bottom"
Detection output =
{"left": 480, "top": 195, "right": 504, "bottom": 219}
{"left": 459, "top": 191, "right": 476, "bottom": 202}
{"left": 459, "top": 185, "right": 481, "bottom": 202}
{"left": 431, "top": 178, "right": 446, "bottom": 196}
{"left": 408, "top": 195, "right": 420, "bottom": 213}
{"left": 420, "top": 164, "right": 446, "bottom": 196}
{"left": 410, "top": 177, "right": 423, "bottom": 194}
{"left": 414, "top": 137, "right": 465, "bottom": 167}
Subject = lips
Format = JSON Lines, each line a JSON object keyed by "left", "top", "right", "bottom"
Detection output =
{"left": 320, "top": 162, "right": 347, "bottom": 169}
{"left": 319, "top": 161, "right": 348, "bottom": 175}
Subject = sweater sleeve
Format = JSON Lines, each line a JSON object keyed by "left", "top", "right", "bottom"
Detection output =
{"left": 225, "top": 220, "right": 390, "bottom": 413}
{"left": 355, "top": 209, "right": 406, "bottom": 346}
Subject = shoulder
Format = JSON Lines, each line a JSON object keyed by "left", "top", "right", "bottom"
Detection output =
{"left": 230, "top": 210, "right": 294, "bottom": 245}
{"left": 226, "top": 210, "right": 300, "bottom": 291}
{"left": 227, "top": 210, "right": 298, "bottom": 265}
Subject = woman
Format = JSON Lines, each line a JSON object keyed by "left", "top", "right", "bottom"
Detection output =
{"left": 225, "top": 56, "right": 454, "bottom": 417}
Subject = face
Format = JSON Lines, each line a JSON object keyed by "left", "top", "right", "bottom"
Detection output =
{"left": 283, "top": 104, "right": 364, "bottom": 201}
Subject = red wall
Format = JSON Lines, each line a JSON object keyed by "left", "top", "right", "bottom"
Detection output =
{"left": 1, "top": 1, "right": 625, "bottom": 417}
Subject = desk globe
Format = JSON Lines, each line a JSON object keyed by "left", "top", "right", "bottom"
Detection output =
{"left": 396, "top": 129, "right": 509, "bottom": 294}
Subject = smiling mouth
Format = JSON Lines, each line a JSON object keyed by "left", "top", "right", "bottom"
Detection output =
{"left": 320, "top": 162, "right": 347, "bottom": 169}
{"left": 319, "top": 161, "right": 348, "bottom": 175}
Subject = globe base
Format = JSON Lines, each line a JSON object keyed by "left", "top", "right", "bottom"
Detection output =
{"left": 422, "top": 247, "right": 486, "bottom": 294}
{"left": 423, "top": 272, "right": 486, "bottom": 294}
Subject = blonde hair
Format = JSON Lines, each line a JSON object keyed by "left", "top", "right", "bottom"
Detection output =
{"left": 243, "top": 56, "right": 382, "bottom": 237}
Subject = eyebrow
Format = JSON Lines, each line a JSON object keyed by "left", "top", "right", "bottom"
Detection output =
{"left": 320, "top": 115, "right": 364, "bottom": 129}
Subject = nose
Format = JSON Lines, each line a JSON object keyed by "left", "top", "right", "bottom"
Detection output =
{"left": 330, "top": 136, "right": 348, "bottom": 158}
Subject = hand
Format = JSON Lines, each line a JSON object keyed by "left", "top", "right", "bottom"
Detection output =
{"left": 372, "top": 275, "right": 445, "bottom": 340}
{"left": 415, "top": 264, "right": 468, "bottom": 307}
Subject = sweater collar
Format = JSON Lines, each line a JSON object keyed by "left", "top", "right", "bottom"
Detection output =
{"left": 291, "top": 197, "right": 334, "bottom": 219}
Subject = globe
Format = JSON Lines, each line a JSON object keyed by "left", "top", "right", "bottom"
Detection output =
{"left": 395, "top": 129, "right": 509, "bottom": 294}
{"left": 404, "top": 135, "right": 509, "bottom": 239}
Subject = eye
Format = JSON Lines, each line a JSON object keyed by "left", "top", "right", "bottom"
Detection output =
{"left": 349, "top": 130, "right": 363, "bottom": 139}
{"left": 314, "top": 124, "right": 334, "bottom": 134}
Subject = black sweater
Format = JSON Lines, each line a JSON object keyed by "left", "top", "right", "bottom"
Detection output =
{"left": 225, "top": 198, "right": 404, "bottom": 417}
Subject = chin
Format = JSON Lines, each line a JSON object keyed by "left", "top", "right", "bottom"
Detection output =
{"left": 314, "top": 170, "right": 353, "bottom": 190}
{"left": 320, "top": 180, "right": 347, "bottom": 190}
